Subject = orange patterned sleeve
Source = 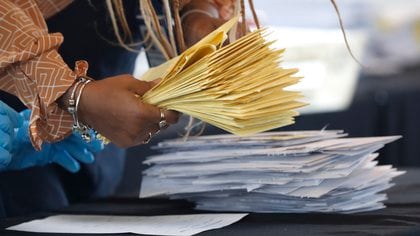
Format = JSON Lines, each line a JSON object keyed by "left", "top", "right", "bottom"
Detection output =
{"left": 0, "top": 0, "right": 76, "bottom": 150}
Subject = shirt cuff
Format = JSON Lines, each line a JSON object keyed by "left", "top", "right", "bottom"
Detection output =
{"left": 17, "top": 49, "right": 76, "bottom": 150}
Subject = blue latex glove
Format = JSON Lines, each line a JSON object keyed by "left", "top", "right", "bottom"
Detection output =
{"left": 0, "top": 103, "right": 104, "bottom": 172}
{"left": 0, "top": 101, "right": 23, "bottom": 169}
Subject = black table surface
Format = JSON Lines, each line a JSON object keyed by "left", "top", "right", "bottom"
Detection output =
{"left": 1, "top": 168, "right": 420, "bottom": 236}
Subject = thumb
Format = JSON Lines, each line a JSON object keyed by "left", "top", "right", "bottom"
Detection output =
{"left": 129, "top": 79, "right": 156, "bottom": 96}
{"left": 151, "top": 78, "right": 162, "bottom": 86}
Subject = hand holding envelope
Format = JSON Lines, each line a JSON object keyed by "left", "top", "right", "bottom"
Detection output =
{"left": 139, "top": 16, "right": 305, "bottom": 135}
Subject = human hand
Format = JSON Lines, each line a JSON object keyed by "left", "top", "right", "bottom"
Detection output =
{"left": 2, "top": 109, "right": 104, "bottom": 173}
{"left": 77, "top": 74, "right": 179, "bottom": 148}
{"left": 181, "top": 2, "right": 248, "bottom": 47}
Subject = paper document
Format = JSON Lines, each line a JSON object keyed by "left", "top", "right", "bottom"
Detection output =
{"left": 7, "top": 214, "right": 247, "bottom": 236}
{"left": 140, "top": 16, "right": 305, "bottom": 136}
{"left": 140, "top": 130, "right": 404, "bottom": 213}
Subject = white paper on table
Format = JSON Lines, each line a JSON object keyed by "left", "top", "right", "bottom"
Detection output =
{"left": 139, "top": 132, "right": 403, "bottom": 213}
{"left": 146, "top": 136, "right": 401, "bottom": 165}
{"left": 140, "top": 175, "right": 262, "bottom": 198}
{"left": 143, "top": 153, "right": 361, "bottom": 178}
{"left": 154, "top": 130, "right": 347, "bottom": 151}
{"left": 7, "top": 214, "right": 248, "bottom": 236}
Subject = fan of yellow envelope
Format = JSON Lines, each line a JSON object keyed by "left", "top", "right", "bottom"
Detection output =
{"left": 139, "top": 16, "right": 306, "bottom": 135}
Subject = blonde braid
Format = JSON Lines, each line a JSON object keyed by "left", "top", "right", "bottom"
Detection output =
{"left": 139, "top": 0, "right": 171, "bottom": 59}
{"left": 240, "top": 0, "right": 246, "bottom": 35}
{"left": 145, "top": 0, "right": 175, "bottom": 58}
{"left": 330, "top": 0, "right": 363, "bottom": 67}
{"left": 113, "top": 0, "right": 133, "bottom": 41}
{"left": 106, "top": 0, "right": 139, "bottom": 52}
{"left": 173, "top": 0, "right": 187, "bottom": 53}
{"left": 163, "top": 0, "right": 178, "bottom": 55}
{"left": 248, "top": 0, "right": 260, "bottom": 29}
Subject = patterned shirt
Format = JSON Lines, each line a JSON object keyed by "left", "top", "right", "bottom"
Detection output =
{"left": 0, "top": 0, "right": 76, "bottom": 150}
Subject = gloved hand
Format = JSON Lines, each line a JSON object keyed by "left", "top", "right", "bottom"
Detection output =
{"left": 0, "top": 101, "right": 23, "bottom": 169}
{"left": 0, "top": 102, "right": 104, "bottom": 172}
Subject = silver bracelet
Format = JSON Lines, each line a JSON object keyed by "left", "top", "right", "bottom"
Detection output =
{"left": 67, "top": 80, "right": 83, "bottom": 115}
{"left": 74, "top": 80, "right": 91, "bottom": 127}
{"left": 68, "top": 77, "right": 92, "bottom": 142}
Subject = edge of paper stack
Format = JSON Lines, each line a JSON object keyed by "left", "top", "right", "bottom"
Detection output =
{"left": 140, "top": 16, "right": 306, "bottom": 136}
{"left": 140, "top": 130, "right": 405, "bottom": 213}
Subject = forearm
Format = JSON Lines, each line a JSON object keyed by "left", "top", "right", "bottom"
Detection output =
{"left": 1, "top": 49, "right": 76, "bottom": 149}
{"left": 0, "top": 0, "right": 76, "bottom": 149}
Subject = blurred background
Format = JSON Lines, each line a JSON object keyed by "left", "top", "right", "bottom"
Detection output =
{"left": 118, "top": 0, "right": 420, "bottom": 197}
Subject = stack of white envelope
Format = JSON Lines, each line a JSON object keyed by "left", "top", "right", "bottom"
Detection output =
{"left": 140, "top": 130, "right": 404, "bottom": 213}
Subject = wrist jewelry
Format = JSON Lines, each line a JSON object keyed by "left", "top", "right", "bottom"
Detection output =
{"left": 68, "top": 77, "right": 92, "bottom": 142}
{"left": 68, "top": 77, "right": 111, "bottom": 145}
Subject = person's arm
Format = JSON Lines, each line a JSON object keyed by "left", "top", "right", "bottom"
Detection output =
{"left": 183, "top": 13, "right": 224, "bottom": 47}
{"left": 0, "top": 0, "right": 77, "bottom": 150}
{"left": 180, "top": 0, "right": 246, "bottom": 47}
{"left": 0, "top": 0, "right": 179, "bottom": 150}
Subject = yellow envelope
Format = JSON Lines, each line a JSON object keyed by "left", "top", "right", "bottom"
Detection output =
{"left": 139, "top": 15, "right": 306, "bottom": 136}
